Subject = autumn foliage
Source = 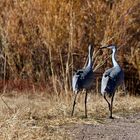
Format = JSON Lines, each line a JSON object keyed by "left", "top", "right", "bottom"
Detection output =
{"left": 0, "top": 0, "right": 139, "bottom": 94}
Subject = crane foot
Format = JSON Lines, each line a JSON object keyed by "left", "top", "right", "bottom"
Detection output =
{"left": 109, "top": 116, "right": 114, "bottom": 119}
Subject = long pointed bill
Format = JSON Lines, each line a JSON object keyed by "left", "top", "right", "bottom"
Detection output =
{"left": 99, "top": 46, "right": 107, "bottom": 49}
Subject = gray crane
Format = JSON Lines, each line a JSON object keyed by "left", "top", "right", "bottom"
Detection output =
{"left": 71, "top": 44, "right": 94, "bottom": 118}
{"left": 100, "top": 45, "right": 124, "bottom": 119}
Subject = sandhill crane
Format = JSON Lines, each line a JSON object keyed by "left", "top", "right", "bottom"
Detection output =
{"left": 100, "top": 45, "right": 124, "bottom": 119}
{"left": 71, "top": 44, "right": 94, "bottom": 118}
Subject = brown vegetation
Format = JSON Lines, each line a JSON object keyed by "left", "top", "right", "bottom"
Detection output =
{"left": 0, "top": 1, "right": 140, "bottom": 139}
{"left": 0, "top": 0, "right": 140, "bottom": 94}
{"left": 0, "top": 92, "right": 140, "bottom": 139}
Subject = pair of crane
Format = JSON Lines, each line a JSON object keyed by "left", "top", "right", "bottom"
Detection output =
{"left": 71, "top": 44, "right": 124, "bottom": 119}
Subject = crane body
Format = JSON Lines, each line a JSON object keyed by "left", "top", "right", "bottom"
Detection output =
{"left": 100, "top": 45, "right": 124, "bottom": 118}
{"left": 71, "top": 44, "right": 94, "bottom": 118}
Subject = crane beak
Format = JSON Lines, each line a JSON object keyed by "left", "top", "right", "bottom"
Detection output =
{"left": 99, "top": 46, "right": 107, "bottom": 49}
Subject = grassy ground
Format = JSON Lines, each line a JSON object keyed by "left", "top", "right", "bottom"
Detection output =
{"left": 0, "top": 91, "right": 140, "bottom": 139}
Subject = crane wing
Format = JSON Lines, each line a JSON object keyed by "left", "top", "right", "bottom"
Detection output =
{"left": 79, "top": 67, "right": 92, "bottom": 79}
{"left": 72, "top": 74, "right": 79, "bottom": 92}
{"left": 72, "top": 69, "right": 84, "bottom": 92}
{"left": 72, "top": 67, "right": 93, "bottom": 92}
{"left": 101, "top": 67, "right": 121, "bottom": 95}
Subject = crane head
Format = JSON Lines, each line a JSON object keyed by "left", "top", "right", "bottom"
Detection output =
{"left": 88, "top": 44, "right": 94, "bottom": 53}
{"left": 100, "top": 44, "right": 116, "bottom": 50}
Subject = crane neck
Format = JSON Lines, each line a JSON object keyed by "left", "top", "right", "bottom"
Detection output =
{"left": 112, "top": 48, "right": 118, "bottom": 67}
{"left": 87, "top": 46, "right": 93, "bottom": 68}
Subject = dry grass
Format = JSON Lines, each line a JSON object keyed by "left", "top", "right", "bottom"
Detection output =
{"left": 0, "top": 92, "right": 140, "bottom": 139}
{"left": 0, "top": 1, "right": 139, "bottom": 137}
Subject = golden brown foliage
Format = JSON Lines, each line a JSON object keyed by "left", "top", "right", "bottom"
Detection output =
{"left": 0, "top": 0, "right": 139, "bottom": 94}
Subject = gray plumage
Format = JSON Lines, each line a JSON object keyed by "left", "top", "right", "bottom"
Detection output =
{"left": 71, "top": 44, "right": 94, "bottom": 118}
{"left": 100, "top": 45, "right": 124, "bottom": 118}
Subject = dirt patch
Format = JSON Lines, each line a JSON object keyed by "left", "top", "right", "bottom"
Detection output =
{"left": 62, "top": 113, "right": 140, "bottom": 140}
{"left": 0, "top": 95, "right": 140, "bottom": 139}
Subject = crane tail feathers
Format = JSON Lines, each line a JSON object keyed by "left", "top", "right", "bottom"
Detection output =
{"left": 72, "top": 75, "right": 79, "bottom": 92}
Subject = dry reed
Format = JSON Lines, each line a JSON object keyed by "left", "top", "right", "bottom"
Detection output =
{"left": 0, "top": 0, "right": 139, "bottom": 93}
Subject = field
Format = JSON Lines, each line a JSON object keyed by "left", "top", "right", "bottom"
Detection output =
{"left": 0, "top": 92, "right": 140, "bottom": 139}
{"left": 0, "top": 0, "right": 140, "bottom": 139}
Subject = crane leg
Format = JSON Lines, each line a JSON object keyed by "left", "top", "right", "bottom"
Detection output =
{"left": 123, "top": 81, "right": 127, "bottom": 95}
{"left": 71, "top": 93, "right": 78, "bottom": 116}
{"left": 84, "top": 91, "right": 88, "bottom": 118}
{"left": 104, "top": 94, "right": 111, "bottom": 110}
{"left": 110, "top": 93, "right": 115, "bottom": 119}
{"left": 104, "top": 94, "right": 112, "bottom": 118}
